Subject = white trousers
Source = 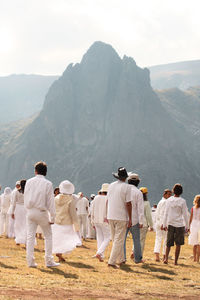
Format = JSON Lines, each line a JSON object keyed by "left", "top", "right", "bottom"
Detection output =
{"left": 140, "top": 227, "right": 148, "bottom": 255}
{"left": 154, "top": 227, "right": 167, "bottom": 254}
{"left": 0, "top": 212, "right": 9, "bottom": 236}
{"left": 77, "top": 214, "right": 87, "bottom": 239}
{"left": 108, "top": 220, "right": 127, "bottom": 265}
{"left": 26, "top": 208, "right": 54, "bottom": 266}
{"left": 95, "top": 223, "right": 110, "bottom": 258}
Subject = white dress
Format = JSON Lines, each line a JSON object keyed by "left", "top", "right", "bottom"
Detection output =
{"left": 189, "top": 207, "right": 200, "bottom": 245}
{"left": 11, "top": 190, "right": 27, "bottom": 244}
{"left": 52, "top": 224, "right": 80, "bottom": 254}
{"left": 52, "top": 194, "right": 81, "bottom": 254}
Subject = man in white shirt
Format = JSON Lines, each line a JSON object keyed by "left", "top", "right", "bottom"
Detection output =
{"left": 107, "top": 167, "right": 132, "bottom": 268}
{"left": 76, "top": 192, "right": 89, "bottom": 240}
{"left": 24, "top": 161, "right": 59, "bottom": 268}
{"left": 162, "top": 183, "right": 189, "bottom": 265}
{"left": 124, "top": 173, "right": 144, "bottom": 263}
{"left": 91, "top": 183, "right": 110, "bottom": 261}
{"left": 154, "top": 189, "right": 172, "bottom": 262}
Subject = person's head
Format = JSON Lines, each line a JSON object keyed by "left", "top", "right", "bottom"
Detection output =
{"left": 16, "top": 181, "right": 21, "bottom": 190}
{"left": 19, "top": 180, "right": 26, "bottom": 194}
{"left": 34, "top": 161, "right": 47, "bottom": 176}
{"left": 193, "top": 195, "right": 200, "bottom": 208}
{"left": 127, "top": 172, "right": 140, "bottom": 187}
{"left": 112, "top": 167, "right": 128, "bottom": 182}
{"left": 163, "top": 189, "right": 172, "bottom": 199}
{"left": 4, "top": 187, "right": 12, "bottom": 195}
{"left": 54, "top": 187, "right": 60, "bottom": 196}
{"left": 90, "top": 194, "right": 95, "bottom": 201}
{"left": 59, "top": 180, "right": 74, "bottom": 195}
{"left": 172, "top": 183, "right": 183, "bottom": 196}
{"left": 140, "top": 187, "right": 148, "bottom": 201}
{"left": 153, "top": 204, "right": 157, "bottom": 209}
{"left": 99, "top": 183, "right": 109, "bottom": 196}
{"left": 78, "top": 192, "right": 83, "bottom": 198}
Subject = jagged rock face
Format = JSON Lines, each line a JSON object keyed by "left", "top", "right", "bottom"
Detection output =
{"left": 0, "top": 42, "right": 199, "bottom": 206}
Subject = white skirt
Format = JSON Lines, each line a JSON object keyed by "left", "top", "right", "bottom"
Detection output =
{"left": 189, "top": 220, "right": 200, "bottom": 245}
{"left": 14, "top": 204, "right": 27, "bottom": 244}
{"left": 52, "top": 224, "right": 80, "bottom": 254}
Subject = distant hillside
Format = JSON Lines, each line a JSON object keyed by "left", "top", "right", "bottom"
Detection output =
{"left": 149, "top": 60, "right": 200, "bottom": 90}
{"left": 0, "top": 74, "right": 58, "bottom": 124}
{"left": 0, "top": 41, "right": 199, "bottom": 207}
{"left": 157, "top": 86, "right": 200, "bottom": 141}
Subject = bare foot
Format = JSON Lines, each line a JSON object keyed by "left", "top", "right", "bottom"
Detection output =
{"left": 163, "top": 260, "right": 168, "bottom": 264}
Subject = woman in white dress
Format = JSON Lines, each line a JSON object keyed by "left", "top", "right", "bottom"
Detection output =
{"left": 11, "top": 180, "right": 27, "bottom": 245}
{"left": 189, "top": 195, "right": 200, "bottom": 262}
{"left": 52, "top": 180, "right": 80, "bottom": 262}
{"left": 0, "top": 187, "right": 12, "bottom": 236}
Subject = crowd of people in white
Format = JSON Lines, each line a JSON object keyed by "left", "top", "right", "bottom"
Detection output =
{"left": 0, "top": 162, "right": 200, "bottom": 268}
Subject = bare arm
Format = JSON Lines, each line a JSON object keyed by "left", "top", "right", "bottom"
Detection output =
{"left": 126, "top": 202, "right": 132, "bottom": 228}
{"left": 189, "top": 207, "right": 193, "bottom": 228}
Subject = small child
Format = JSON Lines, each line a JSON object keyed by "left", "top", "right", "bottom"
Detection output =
{"left": 162, "top": 183, "right": 189, "bottom": 265}
{"left": 189, "top": 195, "right": 200, "bottom": 262}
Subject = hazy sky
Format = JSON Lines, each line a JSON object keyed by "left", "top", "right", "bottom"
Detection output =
{"left": 0, "top": 0, "right": 200, "bottom": 76}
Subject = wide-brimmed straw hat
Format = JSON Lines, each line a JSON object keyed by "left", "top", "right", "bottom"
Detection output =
{"left": 112, "top": 167, "right": 128, "bottom": 180}
{"left": 59, "top": 180, "right": 75, "bottom": 195}
{"left": 100, "top": 183, "right": 109, "bottom": 193}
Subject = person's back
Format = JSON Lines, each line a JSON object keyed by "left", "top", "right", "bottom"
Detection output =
{"left": 163, "top": 196, "right": 188, "bottom": 228}
{"left": 76, "top": 197, "right": 88, "bottom": 215}
{"left": 92, "top": 194, "right": 107, "bottom": 224}
{"left": 107, "top": 180, "right": 130, "bottom": 221}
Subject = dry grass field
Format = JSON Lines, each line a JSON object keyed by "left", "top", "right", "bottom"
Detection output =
{"left": 0, "top": 232, "right": 200, "bottom": 300}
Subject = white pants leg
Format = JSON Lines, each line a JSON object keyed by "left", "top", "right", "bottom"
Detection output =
{"left": 108, "top": 220, "right": 127, "bottom": 265}
{"left": 26, "top": 208, "right": 54, "bottom": 266}
{"left": 95, "top": 224, "right": 104, "bottom": 253}
{"left": 0, "top": 212, "right": 6, "bottom": 235}
{"left": 140, "top": 227, "right": 148, "bottom": 255}
{"left": 96, "top": 223, "right": 110, "bottom": 258}
{"left": 78, "top": 214, "right": 87, "bottom": 239}
{"left": 154, "top": 227, "right": 167, "bottom": 255}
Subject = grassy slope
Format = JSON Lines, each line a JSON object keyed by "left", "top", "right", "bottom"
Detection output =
{"left": 0, "top": 233, "right": 200, "bottom": 299}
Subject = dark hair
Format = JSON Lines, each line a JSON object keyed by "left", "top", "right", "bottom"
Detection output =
{"left": 101, "top": 191, "right": 107, "bottom": 195}
{"left": 128, "top": 179, "right": 140, "bottom": 187}
{"left": 163, "top": 189, "right": 172, "bottom": 196}
{"left": 173, "top": 183, "right": 183, "bottom": 196}
{"left": 143, "top": 193, "right": 148, "bottom": 201}
{"left": 19, "top": 179, "right": 26, "bottom": 194}
{"left": 34, "top": 161, "right": 47, "bottom": 176}
{"left": 54, "top": 187, "right": 60, "bottom": 195}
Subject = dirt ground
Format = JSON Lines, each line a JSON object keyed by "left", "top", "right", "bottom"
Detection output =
{"left": 0, "top": 233, "right": 200, "bottom": 299}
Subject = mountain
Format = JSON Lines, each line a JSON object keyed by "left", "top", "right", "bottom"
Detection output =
{"left": 0, "top": 42, "right": 199, "bottom": 207}
{"left": 0, "top": 74, "right": 58, "bottom": 124}
{"left": 149, "top": 60, "right": 200, "bottom": 90}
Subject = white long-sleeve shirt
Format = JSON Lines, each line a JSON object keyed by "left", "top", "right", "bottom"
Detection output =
{"left": 155, "top": 197, "right": 167, "bottom": 227}
{"left": 129, "top": 185, "right": 144, "bottom": 226}
{"left": 24, "top": 174, "right": 56, "bottom": 222}
{"left": 91, "top": 195, "right": 107, "bottom": 224}
{"left": 162, "top": 196, "right": 189, "bottom": 229}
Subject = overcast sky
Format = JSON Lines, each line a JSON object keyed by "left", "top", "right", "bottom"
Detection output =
{"left": 0, "top": 0, "right": 200, "bottom": 76}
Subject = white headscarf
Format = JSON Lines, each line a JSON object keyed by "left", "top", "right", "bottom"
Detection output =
{"left": 1, "top": 187, "right": 12, "bottom": 213}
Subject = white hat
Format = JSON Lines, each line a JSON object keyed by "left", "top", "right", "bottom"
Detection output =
{"left": 127, "top": 172, "right": 140, "bottom": 181}
{"left": 100, "top": 183, "right": 109, "bottom": 193}
{"left": 59, "top": 180, "right": 75, "bottom": 195}
{"left": 16, "top": 181, "right": 20, "bottom": 186}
